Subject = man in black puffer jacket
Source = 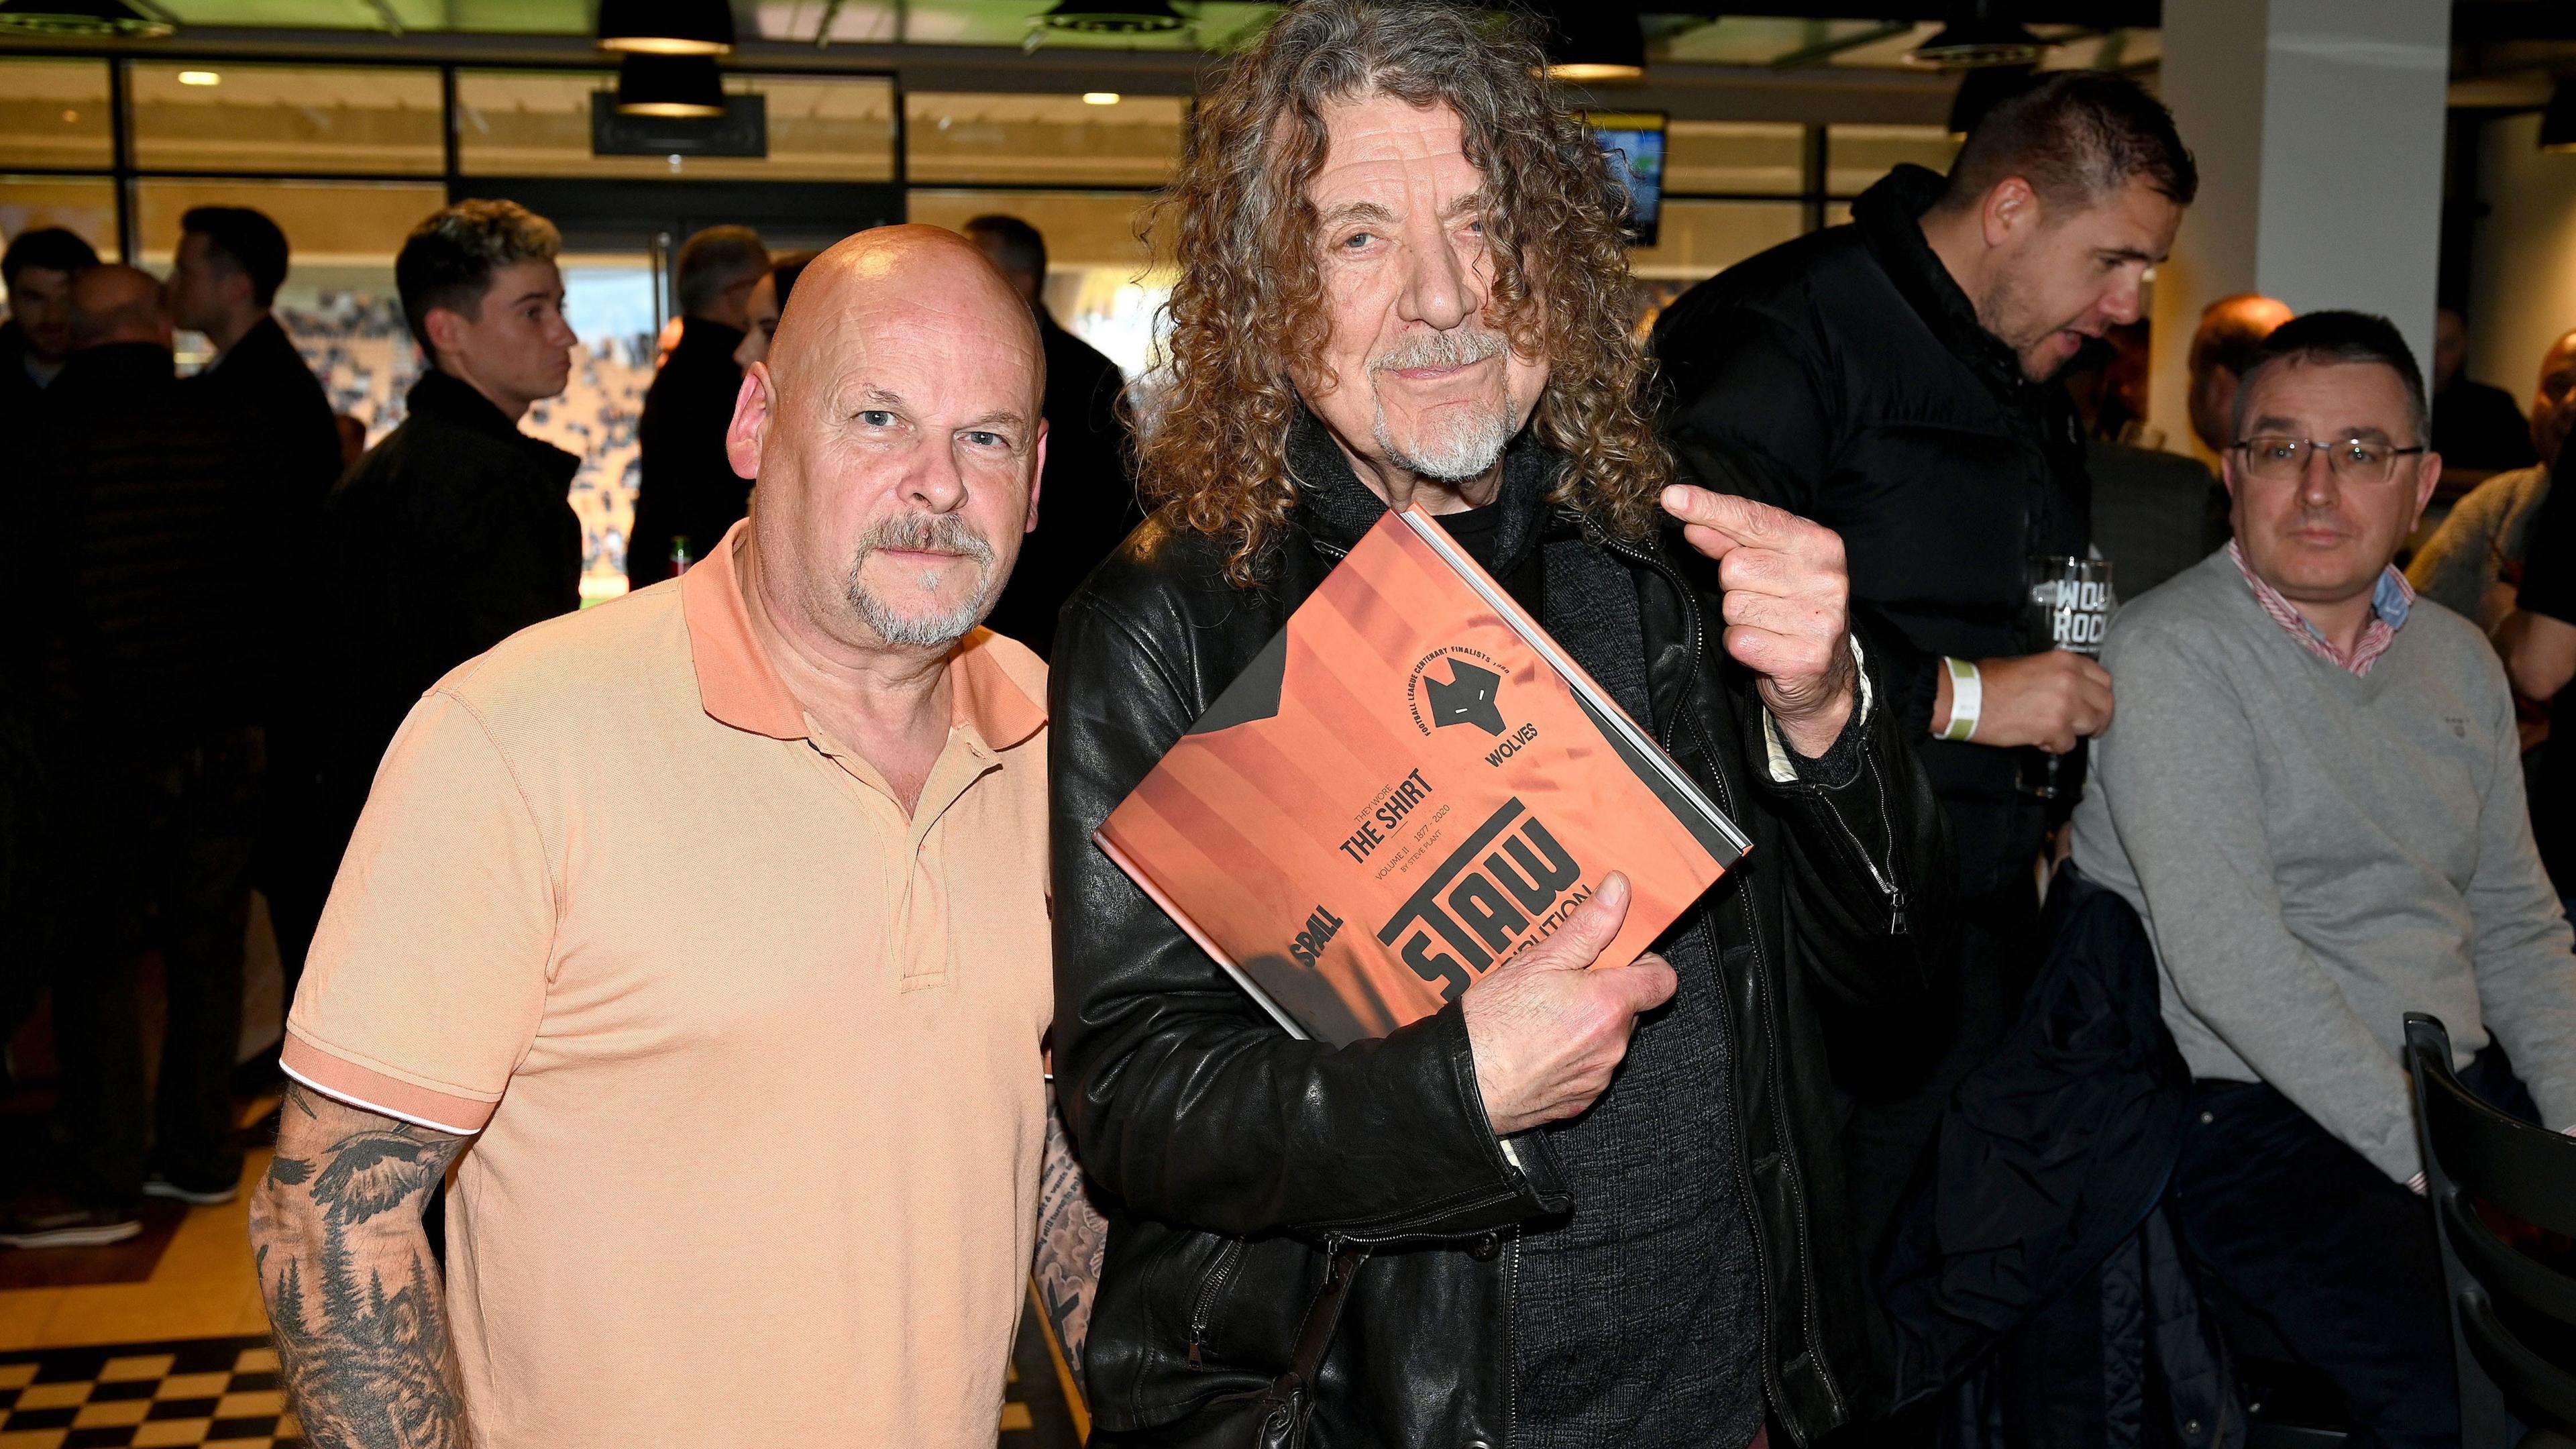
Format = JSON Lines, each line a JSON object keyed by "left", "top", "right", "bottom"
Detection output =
{"left": 1652, "top": 73, "right": 2196, "bottom": 1271}
{"left": 1050, "top": 5, "right": 1949, "bottom": 1446}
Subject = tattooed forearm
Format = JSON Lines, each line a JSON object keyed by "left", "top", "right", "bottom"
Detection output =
{"left": 248, "top": 1083, "right": 474, "bottom": 1449}
{"left": 1032, "top": 1097, "right": 1109, "bottom": 1375}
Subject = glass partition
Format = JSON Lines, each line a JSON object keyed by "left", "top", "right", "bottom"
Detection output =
{"left": 1826, "top": 124, "right": 1959, "bottom": 197}
{"left": 1664, "top": 121, "right": 1805, "bottom": 197}
{"left": 909, "top": 187, "right": 1171, "bottom": 377}
{"left": 908, "top": 92, "right": 1186, "bottom": 187}
{"left": 128, "top": 62, "right": 445, "bottom": 175}
{"left": 0, "top": 177, "right": 121, "bottom": 266}
{"left": 133, "top": 176, "right": 445, "bottom": 393}
{"left": 0, "top": 58, "right": 113, "bottom": 171}
{"left": 454, "top": 70, "right": 895, "bottom": 182}
{"left": 1627, "top": 199, "right": 1805, "bottom": 282}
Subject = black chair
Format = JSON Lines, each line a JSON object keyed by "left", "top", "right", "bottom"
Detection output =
{"left": 2402, "top": 1012, "right": 2576, "bottom": 1448}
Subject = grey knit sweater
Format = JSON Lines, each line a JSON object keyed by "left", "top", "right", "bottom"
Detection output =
{"left": 2071, "top": 547, "right": 2576, "bottom": 1183}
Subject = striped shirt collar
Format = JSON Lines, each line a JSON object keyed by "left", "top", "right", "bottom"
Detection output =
{"left": 2226, "top": 539, "right": 2414, "bottom": 678}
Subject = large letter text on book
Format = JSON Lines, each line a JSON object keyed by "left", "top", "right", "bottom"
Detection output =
{"left": 1095, "top": 506, "right": 1750, "bottom": 1047}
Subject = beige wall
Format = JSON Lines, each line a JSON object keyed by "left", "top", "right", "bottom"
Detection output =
{"left": 2468, "top": 112, "right": 2576, "bottom": 408}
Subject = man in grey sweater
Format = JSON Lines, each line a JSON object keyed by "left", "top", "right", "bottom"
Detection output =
{"left": 2072, "top": 311, "right": 2576, "bottom": 1449}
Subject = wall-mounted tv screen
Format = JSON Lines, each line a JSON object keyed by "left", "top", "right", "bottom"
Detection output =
{"left": 1585, "top": 111, "right": 1668, "bottom": 248}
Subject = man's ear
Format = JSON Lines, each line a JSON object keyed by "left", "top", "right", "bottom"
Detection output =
{"left": 1982, "top": 176, "right": 2038, "bottom": 250}
{"left": 2410, "top": 450, "right": 2444, "bottom": 530}
{"left": 421, "top": 305, "right": 468, "bottom": 368}
{"left": 726, "top": 362, "right": 773, "bottom": 482}
{"left": 1025, "top": 418, "right": 1049, "bottom": 535}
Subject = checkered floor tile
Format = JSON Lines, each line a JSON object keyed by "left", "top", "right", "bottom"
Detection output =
{"left": 0, "top": 1336, "right": 295, "bottom": 1448}
{"left": 0, "top": 1316, "right": 1081, "bottom": 1447}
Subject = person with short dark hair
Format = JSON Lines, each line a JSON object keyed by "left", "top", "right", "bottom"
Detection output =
{"left": 2186, "top": 292, "right": 2296, "bottom": 458}
{"left": 0, "top": 264, "right": 280, "bottom": 1246}
{"left": 964, "top": 213, "right": 1138, "bottom": 657}
{"left": 318, "top": 200, "right": 581, "bottom": 907}
{"left": 1, "top": 226, "right": 100, "bottom": 397}
{"left": 2430, "top": 304, "right": 2542, "bottom": 475}
{"left": 2074, "top": 311, "right": 2576, "bottom": 1448}
{"left": 168, "top": 206, "right": 350, "bottom": 1011}
{"left": 731, "top": 248, "right": 816, "bottom": 370}
{"left": 627, "top": 224, "right": 767, "bottom": 590}
{"left": 1652, "top": 67, "right": 2196, "bottom": 1266}
{"left": 2409, "top": 325, "right": 2576, "bottom": 630}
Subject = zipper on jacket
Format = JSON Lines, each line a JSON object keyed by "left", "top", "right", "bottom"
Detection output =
{"left": 1609, "top": 529, "right": 1852, "bottom": 1433}
{"left": 1185, "top": 1237, "right": 1249, "bottom": 1368}
{"left": 1504, "top": 1224, "right": 1522, "bottom": 1446}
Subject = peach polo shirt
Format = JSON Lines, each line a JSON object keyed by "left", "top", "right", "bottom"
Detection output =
{"left": 284, "top": 522, "right": 1052, "bottom": 1448}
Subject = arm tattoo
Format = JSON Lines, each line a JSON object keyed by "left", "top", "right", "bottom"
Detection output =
{"left": 249, "top": 1083, "right": 474, "bottom": 1449}
{"left": 1032, "top": 1096, "right": 1110, "bottom": 1376}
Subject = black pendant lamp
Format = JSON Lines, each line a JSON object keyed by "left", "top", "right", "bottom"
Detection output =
{"left": 616, "top": 54, "right": 727, "bottom": 118}
{"left": 0, "top": 0, "right": 172, "bottom": 37}
{"left": 1544, "top": 2, "right": 1647, "bottom": 84}
{"left": 2543, "top": 78, "right": 2576, "bottom": 154}
{"left": 1036, "top": 0, "right": 1187, "bottom": 35}
{"left": 598, "top": 0, "right": 735, "bottom": 56}
{"left": 1948, "top": 63, "right": 2037, "bottom": 139}
{"left": 1910, "top": 0, "right": 2049, "bottom": 68}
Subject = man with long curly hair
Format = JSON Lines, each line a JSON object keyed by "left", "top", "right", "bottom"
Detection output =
{"left": 1048, "top": 3, "right": 1949, "bottom": 1444}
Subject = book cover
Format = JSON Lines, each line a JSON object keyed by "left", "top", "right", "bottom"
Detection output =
{"left": 1095, "top": 505, "right": 1750, "bottom": 1049}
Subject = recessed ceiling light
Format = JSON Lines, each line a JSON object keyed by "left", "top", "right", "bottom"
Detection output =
{"left": 596, "top": 0, "right": 734, "bottom": 55}
{"left": 178, "top": 70, "right": 221, "bottom": 87}
{"left": 1083, "top": 92, "right": 1121, "bottom": 106}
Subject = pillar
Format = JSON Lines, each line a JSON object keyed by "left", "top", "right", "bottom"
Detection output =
{"left": 2146, "top": 0, "right": 2452, "bottom": 459}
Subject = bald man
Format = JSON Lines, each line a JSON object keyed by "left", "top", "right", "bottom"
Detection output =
{"left": 250, "top": 227, "right": 1058, "bottom": 1447}
{"left": 2188, "top": 292, "right": 2295, "bottom": 457}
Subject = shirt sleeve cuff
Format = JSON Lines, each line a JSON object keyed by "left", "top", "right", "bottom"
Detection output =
{"left": 280, "top": 1030, "right": 496, "bottom": 1136}
{"left": 1764, "top": 635, "right": 1874, "bottom": 786}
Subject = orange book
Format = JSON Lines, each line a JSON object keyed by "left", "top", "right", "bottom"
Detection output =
{"left": 1096, "top": 505, "right": 1750, "bottom": 1048}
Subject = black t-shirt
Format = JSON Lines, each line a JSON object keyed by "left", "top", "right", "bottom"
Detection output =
{"left": 1433, "top": 497, "right": 1544, "bottom": 616}
{"left": 2513, "top": 458, "right": 2576, "bottom": 892}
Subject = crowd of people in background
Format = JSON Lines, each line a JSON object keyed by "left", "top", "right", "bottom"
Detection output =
{"left": 2, "top": 3, "right": 2574, "bottom": 1445}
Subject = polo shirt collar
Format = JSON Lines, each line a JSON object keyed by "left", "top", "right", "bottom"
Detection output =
{"left": 682, "top": 521, "right": 1046, "bottom": 749}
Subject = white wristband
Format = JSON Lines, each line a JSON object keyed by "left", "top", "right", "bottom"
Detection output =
{"left": 1940, "top": 657, "right": 1982, "bottom": 742}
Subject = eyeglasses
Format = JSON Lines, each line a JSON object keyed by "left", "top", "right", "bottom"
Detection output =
{"left": 2230, "top": 435, "right": 2428, "bottom": 486}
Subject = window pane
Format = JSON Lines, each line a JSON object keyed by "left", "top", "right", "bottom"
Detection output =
{"left": 455, "top": 70, "right": 894, "bottom": 182}
{"left": 0, "top": 176, "right": 121, "bottom": 268}
{"left": 0, "top": 59, "right": 113, "bottom": 170}
{"left": 128, "top": 62, "right": 445, "bottom": 175}
{"left": 1664, "top": 121, "right": 1805, "bottom": 197}
{"left": 908, "top": 187, "right": 1170, "bottom": 377}
{"left": 131, "top": 177, "right": 444, "bottom": 406}
{"left": 1629, "top": 200, "right": 1805, "bottom": 282}
{"left": 1826, "top": 125, "right": 1958, "bottom": 197}
{"left": 908, "top": 93, "right": 1185, "bottom": 187}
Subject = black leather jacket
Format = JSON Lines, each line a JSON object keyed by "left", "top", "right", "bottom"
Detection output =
{"left": 1051, "top": 488, "right": 1950, "bottom": 1448}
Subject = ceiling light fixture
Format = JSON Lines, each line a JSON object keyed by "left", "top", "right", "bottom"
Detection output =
{"left": 597, "top": 0, "right": 735, "bottom": 56}
{"left": 1947, "top": 63, "right": 2035, "bottom": 138}
{"left": 1909, "top": 0, "right": 2050, "bottom": 69}
{"left": 2543, "top": 77, "right": 2576, "bottom": 154}
{"left": 0, "top": 0, "right": 173, "bottom": 38}
{"left": 1036, "top": 0, "right": 1187, "bottom": 36}
{"left": 1542, "top": 2, "right": 1647, "bottom": 85}
{"left": 614, "top": 54, "right": 727, "bottom": 118}
{"left": 177, "top": 69, "right": 220, "bottom": 86}
{"left": 1083, "top": 91, "right": 1122, "bottom": 106}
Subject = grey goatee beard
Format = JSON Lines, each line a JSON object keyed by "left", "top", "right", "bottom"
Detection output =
{"left": 1369, "top": 328, "right": 1516, "bottom": 483}
{"left": 845, "top": 511, "right": 999, "bottom": 649}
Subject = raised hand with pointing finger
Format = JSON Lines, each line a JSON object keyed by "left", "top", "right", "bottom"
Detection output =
{"left": 1660, "top": 482, "right": 1862, "bottom": 759}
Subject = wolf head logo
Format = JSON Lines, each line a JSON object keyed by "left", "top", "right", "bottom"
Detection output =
{"left": 1425, "top": 659, "right": 1505, "bottom": 736}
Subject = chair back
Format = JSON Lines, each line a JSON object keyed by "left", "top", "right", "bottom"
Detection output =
{"left": 2402, "top": 1012, "right": 2576, "bottom": 1436}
